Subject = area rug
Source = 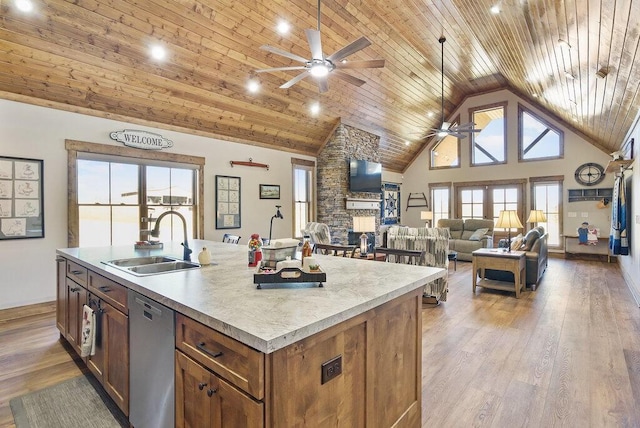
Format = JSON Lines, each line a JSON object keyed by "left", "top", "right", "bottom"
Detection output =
{"left": 10, "top": 374, "right": 128, "bottom": 428}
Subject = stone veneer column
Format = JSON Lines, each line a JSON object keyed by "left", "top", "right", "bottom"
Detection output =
{"left": 317, "top": 123, "right": 381, "bottom": 244}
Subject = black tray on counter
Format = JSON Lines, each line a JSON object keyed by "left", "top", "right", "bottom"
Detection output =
{"left": 253, "top": 266, "right": 326, "bottom": 289}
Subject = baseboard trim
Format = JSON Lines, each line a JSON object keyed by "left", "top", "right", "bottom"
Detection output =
{"left": 0, "top": 301, "right": 56, "bottom": 322}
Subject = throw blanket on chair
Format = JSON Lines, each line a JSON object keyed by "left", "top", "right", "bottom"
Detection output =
{"left": 388, "top": 227, "right": 450, "bottom": 302}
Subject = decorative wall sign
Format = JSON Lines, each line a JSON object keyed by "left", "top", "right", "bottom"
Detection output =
{"left": 215, "top": 175, "right": 241, "bottom": 229}
{"left": 259, "top": 184, "right": 280, "bottom": 199}
{"left": 109, "top": 129, "right": 174, "bottom": 150}
{"left": 382, "top": 182, "right": 400, "bottom": 225}
{"left": 0, "top": 156, "right": 44, "bottom": 239}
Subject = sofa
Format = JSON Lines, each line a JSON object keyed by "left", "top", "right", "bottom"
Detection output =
{"left": 484, "top": 226, "right": 548, "bottom": 288}
{"left": 436, "top": 219, "right": 494, "bottom": 261}
{"left": 386, "top": 226, "right": 451, "bottom": 302}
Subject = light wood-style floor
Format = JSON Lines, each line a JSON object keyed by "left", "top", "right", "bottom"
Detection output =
{"left": 1, "top": 258, "right": 639, "bottom": 427}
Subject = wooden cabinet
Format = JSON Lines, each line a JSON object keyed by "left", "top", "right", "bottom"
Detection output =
{"left": 65, "top": 278, "right": 87, "bottom": 355}
{"left": 57, "top": 257, "right": 129, "bottom": 416}
{"left": 86, "top": 272, "right": 130, "bottom": 416}
{"left": 55, "top": 257, "right": 67, "bottom": 334}
{"left": 176, "top": 351, "right": 263, "bottom": 428}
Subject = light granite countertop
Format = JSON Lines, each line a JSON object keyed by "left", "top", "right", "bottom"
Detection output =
{"left": 57, "top": 240, "right": 445, "bottom": 353}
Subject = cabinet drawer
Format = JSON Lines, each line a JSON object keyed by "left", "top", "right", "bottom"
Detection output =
{"left": 176, "top": 313, "right": 264, "bottom": 399}
{"left": 66, "top": 260, "right": 88, "bottom": 287}
{"left": 88, "top": 272, "right": 128, "bottom": 314}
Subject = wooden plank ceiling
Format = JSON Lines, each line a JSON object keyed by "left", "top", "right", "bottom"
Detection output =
{"left": 1, "top": 0, "right": 638, "bottom": 172}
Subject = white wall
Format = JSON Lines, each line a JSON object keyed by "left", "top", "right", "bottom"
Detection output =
{"left": 402, "top": 89, "right": 613, "bottom": 233}
{"left": 0, "top": 99, "right": 314, "bottom": 309}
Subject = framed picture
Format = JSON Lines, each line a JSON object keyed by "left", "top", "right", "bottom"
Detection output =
{"left": 0, "top": 156, "right": 44, "bottom": 239}
{"left": 215, "top": 175, "right": 241, "bottom": 229}
{"left": 259, "top": 184, "right": 280, "bottom": 199}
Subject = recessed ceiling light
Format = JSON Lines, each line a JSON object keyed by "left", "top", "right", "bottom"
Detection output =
{"left": 427, "top": 111, "right": 435, "bottom": 118}
{"left": 276, "top": 20, "right": 290, "bottom": 35}
{"left": 532, "top": 93, "right": 539, "bottom": 98}
{"left": 405, "top": 140, "right": 410, "bottom": 146}
{"left": 310, "top": 102, "right": 320, "bottom": 115}
{"left": 341, "top": 59, "right": 347, "bottom": 64}
{"left": 14, "top": 0, "right": 33, "bottom": 12}
{"left": 150, "top": 45, "right": 166, "bottom": 61}
{"left": 565, "top": 72, "right": 575, "bottom": 80}
{"left": 247, "top": 78, "right": 260, "bottom": 93}
{"left": 490, "top": 5, "right": 501, "bottom": 14}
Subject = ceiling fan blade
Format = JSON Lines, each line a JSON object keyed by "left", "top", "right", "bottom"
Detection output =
{"left": 332, "top": 70, "right": 366, "bottom": 87}
{"left": 255, "top": 66, "right": 307, "bottom": 73}
{"left": 260, "top": 45, "right": 309, "bottom": 63}
{"left": 326, "top": 36, "right": 372, "bottom": 62}
{"left": 305, "top": 29, "right": 324, "bottom": 60}
{"left": 280, "top": 72, "right": 310, "bottom": 89}
{"left": 318, "top": 79, "right": 329, "bottom": 93}
{"left": 335, "top": 59, "right": 385, "bottom": 69}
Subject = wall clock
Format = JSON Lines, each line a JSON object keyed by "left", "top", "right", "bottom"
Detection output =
{"left": 574, "top": 162, "right": 605, "bottom": 186}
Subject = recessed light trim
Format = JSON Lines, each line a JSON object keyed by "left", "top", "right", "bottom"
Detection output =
{"left": 564, "top": 72, "right": 575, "bottom": 80}
{"left": 310, "top": 102, "right": 320, "bottom": 115}
{"left": 276, "top": 20, "right": 290, "bottom": 35}
{"left": 247, "top": 79, "right": 260, "bottom": 93}
{"left": 558, "top": 39, "right": 572, "bottom": 49}
{"left": 150, "top": 45, "right": 167, "bottom": 61}
{"left": 490, "top": 5, "right": 501, "bottom": 14}
{"left": 15, "top": 0, "right": 33, "bottom": 12}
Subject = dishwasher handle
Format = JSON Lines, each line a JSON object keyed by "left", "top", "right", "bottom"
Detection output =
{"left": 134, "top": 297, "right": 163, "bottom": 316}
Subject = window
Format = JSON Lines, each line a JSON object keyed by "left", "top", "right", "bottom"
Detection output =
{"left": 530, "top": 177, "right": 563, "bottom": 247}
{"left": 77, "top": 159, "right": 197, "bottom": 247}
{"left": 429, "top": 184, "right": 451, "bottom": 226}
{"left": 67, "top": 140, "right": 204, "bottom": 248}
{"left": 430, "top": 116, "right": 460, "bottom": 169}
{"left": 470, "top": 103, "right": 507, "bottom": 165}
{"left": 292, "top": 158, "right": 315, "bottom": 238}
{"left": 519, "top": 104, "right": 564, "bottom": 161}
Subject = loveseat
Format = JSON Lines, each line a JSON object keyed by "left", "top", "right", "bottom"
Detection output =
{"left": 437, "top": 219, "right": 494, "bottom": 261}
{"left": 484, "top": 226, "right": 548, "bottom": 288}
{"left": 386, "top": 226, "right": 450, "bottom": 302}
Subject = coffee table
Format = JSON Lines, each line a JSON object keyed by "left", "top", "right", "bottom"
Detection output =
{"left": 472, "top": 248, "right": 526, "bottom": 298}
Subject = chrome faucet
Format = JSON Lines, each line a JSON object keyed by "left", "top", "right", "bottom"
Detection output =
{"left": 150, "top": 210, "right": 193, "bottom": 262}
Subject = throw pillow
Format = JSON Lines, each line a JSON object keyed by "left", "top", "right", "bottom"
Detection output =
{"left": 468, "top": 228, "right": 489, "bottom": 241}
{"left": 510, "top": 233, "right": 524, "bottom": 250}
{"left": 522, "top": 229, "right": 541, "bottom": 251}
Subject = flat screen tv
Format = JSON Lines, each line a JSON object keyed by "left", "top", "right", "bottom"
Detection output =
{"left": 349, "top": 159, "right": 382, "bottom": 193}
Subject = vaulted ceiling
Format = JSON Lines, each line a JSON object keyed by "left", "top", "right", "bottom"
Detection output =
{"left": 1, "top": 0, "right": 638, "bottom": 172}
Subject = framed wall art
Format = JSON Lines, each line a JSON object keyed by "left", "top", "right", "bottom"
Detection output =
{"left": 215, "top": 175, "right": 241, "bottom": 229}
{"left": 0, "top": 156, "right": 44, "bottom": 240}
{"left": 259, "top": 184, "right": 280, "bottom": 199}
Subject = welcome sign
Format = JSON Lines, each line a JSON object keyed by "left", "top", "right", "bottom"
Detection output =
{"left": 109, "top": 129, "right": 174, "bottom": 150}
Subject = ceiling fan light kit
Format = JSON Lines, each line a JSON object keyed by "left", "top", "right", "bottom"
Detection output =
{"left": 255, "top": 0, "right": 385, "bottom": 93}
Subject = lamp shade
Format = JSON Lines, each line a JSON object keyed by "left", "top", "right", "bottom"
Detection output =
{"left": 420, "top": 211, "right": 433, "bottom": 221}
{"left": 526, "top": 209, "right": 547, "bottom": 223}
{"left": 495, "top": 210, "right": 524, "bottom": 229}
{"left": 353, "top": 216, "right": 376, "bottom": 233}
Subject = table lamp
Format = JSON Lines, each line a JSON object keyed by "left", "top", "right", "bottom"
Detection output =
{"left": 495, "top": 210, "right": 523, "bottom": 252}
{"left": 420, "top": 211, "right": 433, "bottom": 227}
{"left": 353, "top": 216, "right": 376, "bottom": 255}
{"left": 526, "top": 209, "right": 547, "bottom": 227}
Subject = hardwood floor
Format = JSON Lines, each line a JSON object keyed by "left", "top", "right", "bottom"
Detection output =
{"left": 424, "top": 258, "right": 640, "bottom": 427}
{"left": 1, "top": 258, "right": 639, "bottom": 427}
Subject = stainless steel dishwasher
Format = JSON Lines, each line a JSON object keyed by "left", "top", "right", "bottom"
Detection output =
{"left": 128, "top": 290, "right": 175, "bottom": 428}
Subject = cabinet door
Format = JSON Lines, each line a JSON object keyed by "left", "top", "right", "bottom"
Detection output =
{"left": 102, "top": 302, "right": 129, "bottom": 416}
{"left": 176, "top": 351, "right": 213, "bottom": 428}
{"left": 213, "top": 376, "right": 263, "bottom": 428}
{"left": 55, "top": 257, "right": 67, "bottom": 334}
{"left": 86, "top": 294, "right": 105, "bottom": 381}
{"left": 66, "top": 279, "right": 86, "bottom": 355}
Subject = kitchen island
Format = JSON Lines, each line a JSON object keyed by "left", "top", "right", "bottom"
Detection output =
{"left": 57, "top": 240, "right": 446, "bottom": 427}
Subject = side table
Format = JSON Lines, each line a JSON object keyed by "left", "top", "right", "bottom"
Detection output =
{"left": 447, "top": 251, "right": 457, "bottom": 270}
{"left": 472, "top": 248, "right": 526, "bottom": 298}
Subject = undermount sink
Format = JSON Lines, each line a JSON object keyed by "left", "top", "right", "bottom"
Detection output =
{"left": 103, "top": 256, "right": 202, "bottom": 276}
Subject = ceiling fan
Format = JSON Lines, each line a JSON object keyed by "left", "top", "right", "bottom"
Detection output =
{"left": 255, "top": 0, "right": 385, "bottom": 93}
{"left": 424, "top": 36, "right": 481, "bottom": 140}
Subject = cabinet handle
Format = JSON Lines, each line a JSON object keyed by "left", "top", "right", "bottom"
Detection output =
{"left": 207, "top": 388, "right": 217, "bottom": 397}
{"left": 98, "top": 286, "right": 111, "bottom": 293}
{"left": 71, "top": 270, "right": 83, "bottom": 275}
{"left": 196, "top": 342, "right": 223, "bottom": 358}
{"left": 198, "top": 382, "right": 207, "bottom": 391}
{"left": 70, "top": 287, "right": 79, "bottom": 292}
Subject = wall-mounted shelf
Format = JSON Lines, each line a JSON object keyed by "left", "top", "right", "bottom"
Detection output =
{"left": 606, "top": 159, "right": 633, "bottom": 173}
{"left": 230, "top": 158, "right": 269, "bottom": 170}
{"left": 568, "top": 187, "right": 612, "bottom": 202}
